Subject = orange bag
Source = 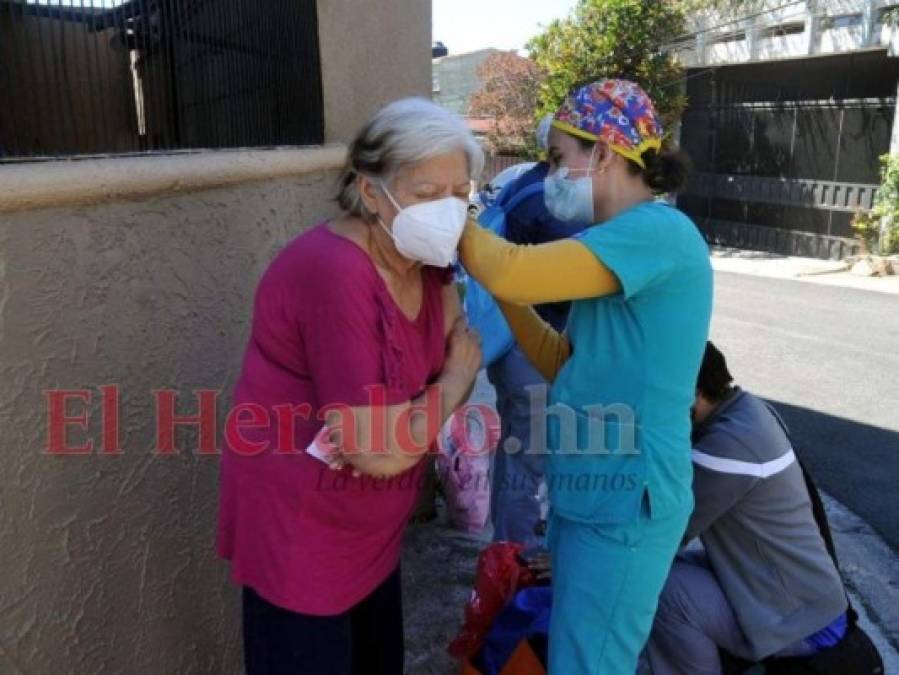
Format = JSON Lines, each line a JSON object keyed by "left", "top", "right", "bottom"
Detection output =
{"left": 461, "top": 642, "right": 546, "bottom": 675}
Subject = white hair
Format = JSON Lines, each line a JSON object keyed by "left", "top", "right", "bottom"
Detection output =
{"left": 337, "top": 97, "right": 484, "bottom": 218}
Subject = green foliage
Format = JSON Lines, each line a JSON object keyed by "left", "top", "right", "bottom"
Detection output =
{"left": 852, "top": 153, "right": 899, "bottom": 255}
{"left": 673, "top": 0, "right": 764, "bottom": 17}
{"left": 852, "top": 211, "right": 881, "bottom": 254}
{"left": 883, "top": 6, "right": 899, "bottom": 28}
{"left": 527, "top": 0, "right": 689, "bottom": 131}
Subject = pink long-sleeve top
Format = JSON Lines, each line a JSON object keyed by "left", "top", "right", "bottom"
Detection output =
{"left": 216, "top": 223, "right": 449, "bottom": 615}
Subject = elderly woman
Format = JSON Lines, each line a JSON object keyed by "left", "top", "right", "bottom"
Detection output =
{"left": 217, "top": 98, "right": 483, "bottom": 675}
{"left": 460, "top": 80, "right": 713, "bottom": 674}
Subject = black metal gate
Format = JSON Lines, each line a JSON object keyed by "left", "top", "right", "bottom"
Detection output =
{"left": 678, "top": 50, "right": 898, "bottom": 259}
{"left": 0, "top": 0, "right": 325, "bottom": 160}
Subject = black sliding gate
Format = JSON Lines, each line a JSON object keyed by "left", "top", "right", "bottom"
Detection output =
{"left": 678, "top": 50, "right": 897, "bottom": 260}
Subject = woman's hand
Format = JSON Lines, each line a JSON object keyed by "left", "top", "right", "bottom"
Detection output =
{"left": 431, "top": 317, "right": 481, "bottom": 424}
{"left": 315, "top": 319, "right": 482, "bottom": 480}
{"left": 311, "top": 424, "right": 362, "bottom": 476}
{"left": 443, "top": 316, "right": 482, "bottom": 389}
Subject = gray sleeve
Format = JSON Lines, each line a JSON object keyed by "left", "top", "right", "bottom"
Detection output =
{"left": 682, "top": 432, "right": 761, "bottom": 543}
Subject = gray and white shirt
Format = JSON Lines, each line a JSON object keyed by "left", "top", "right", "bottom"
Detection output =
{"left": 686, "top": 387, "right": 848, "bottom": 660}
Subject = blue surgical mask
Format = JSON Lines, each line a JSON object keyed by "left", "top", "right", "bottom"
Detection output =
{"left": 544, "top": 144, "right": 598, "bottom": 223}
{"left": 544, "top": 167, "right": 594, "bottom": 224}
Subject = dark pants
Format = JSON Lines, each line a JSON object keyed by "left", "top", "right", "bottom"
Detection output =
{"left": 487, "top": 345, "right": 547, "bottom": 549}
{"left": 242, "top": 567, "right": 404, "bottom": 675}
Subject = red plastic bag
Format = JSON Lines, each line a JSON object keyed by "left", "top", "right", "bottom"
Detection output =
{"left": 448, "top": 542, "right": 537, "bottom": 659}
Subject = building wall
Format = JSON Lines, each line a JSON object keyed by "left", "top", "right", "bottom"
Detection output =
{"left": 432, "top": 49, "right": 498, "bottom": 115}
{"left": 0, "top": 0, "right": 434, "bottom": 670}
{"left": 317, "top": 0, "right": 432, "bottom": 142}
{"left": 0, "top": 149, "right": 343, "bottom": 673}
{"left": 677, "top": 0, "right": 899, "bottom": 67}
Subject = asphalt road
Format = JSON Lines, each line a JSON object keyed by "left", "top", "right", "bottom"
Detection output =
{"left": 710, "top": 271, "right": 899, "bottom": 551}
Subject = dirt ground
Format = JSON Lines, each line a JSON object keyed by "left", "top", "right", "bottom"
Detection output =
{"left": 401, "top": 515, "right": 490, "bottom": 674}
{"left": 401, "top": 371, "right": 496, "bottom": 674}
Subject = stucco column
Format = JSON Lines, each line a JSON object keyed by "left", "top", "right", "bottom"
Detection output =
{"left": 861, "top": 0, "right": 877, "bottom": 47}
{"left": 316, "top": 0, "right": 431, "bottom": 143}
{"left": 696, "top": 31, "right": 708, "bottom": 65}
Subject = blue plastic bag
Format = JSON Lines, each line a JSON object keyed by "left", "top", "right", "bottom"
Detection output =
{"left": 463, "top": 182, "right": 543, "bottom": 368}
{"left": 474, "top": 586, "right": 552, "bottom": 675}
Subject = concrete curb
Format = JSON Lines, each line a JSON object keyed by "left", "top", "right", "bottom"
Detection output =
{"left": 710, "top": 247, "right": 899, "bottom": 295}
{"left": 822, "top": 492, "right": 899, "bottom": 668}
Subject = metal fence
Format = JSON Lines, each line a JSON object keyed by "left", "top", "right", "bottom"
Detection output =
{"left": 677, "top": 50, "right": 898, "bottom": 259}
{"left": 687, "top": 174, "right": 878, "bottom": 214}
{"left": 0, "top": 0, "right": 324, "bottom": 160}
{"left": 480, "top": 153, "right": 524, "bottom": 187}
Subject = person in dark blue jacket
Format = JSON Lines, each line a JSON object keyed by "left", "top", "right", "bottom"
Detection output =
{"left": 486, "top": 116, "right": 588, "bottom": 548}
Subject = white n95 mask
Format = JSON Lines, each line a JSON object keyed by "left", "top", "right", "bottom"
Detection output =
{"left": 378, "top": 184, "right": 468, "bottom": 268}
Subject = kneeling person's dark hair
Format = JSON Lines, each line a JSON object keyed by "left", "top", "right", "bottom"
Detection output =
{"left": 697, "top": 342, "right": 734, "bottom": 402}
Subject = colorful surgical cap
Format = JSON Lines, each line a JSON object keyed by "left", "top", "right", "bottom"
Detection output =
{"left": 552, "top": 79, "right": 664, "bottom": 169}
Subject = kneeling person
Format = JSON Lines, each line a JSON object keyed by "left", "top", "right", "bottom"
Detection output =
{"left": 646, "top": 342, "right": 848, "bottom": 674}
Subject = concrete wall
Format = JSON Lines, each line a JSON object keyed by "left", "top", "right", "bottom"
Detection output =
{"left": 0, "top": 148, "right": 344, "bottom": 673}
{"left": 316, "top": 0, "right": 432, "bottom": 142}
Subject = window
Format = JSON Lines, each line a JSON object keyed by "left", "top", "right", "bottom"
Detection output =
{"left": 0, "top": 0, "right": 325, "bottom": 160}
{"left": 820, "top": 14, "right": 862, "bottom": 30}
{"left": 757, "top": 21, "right": 805, "bottom": 39}
{"left": 712, "top": 29, "right": 746, "bottom": 45}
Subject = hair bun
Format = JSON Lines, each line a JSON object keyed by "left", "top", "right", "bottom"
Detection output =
{"left": 639, "top": 148, "right": 691, "bottom": 194}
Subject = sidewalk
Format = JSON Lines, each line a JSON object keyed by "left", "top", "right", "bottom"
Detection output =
{"left": 711, "top": 247, "right": 899, "bottom": 295}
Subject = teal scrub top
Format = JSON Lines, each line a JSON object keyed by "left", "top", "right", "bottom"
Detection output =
{"left": 545, "top": 201, "right": 713, "bottom": 524}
